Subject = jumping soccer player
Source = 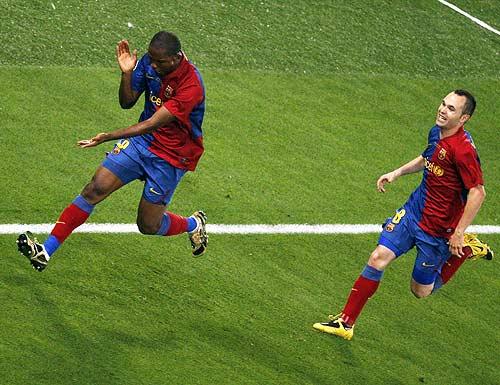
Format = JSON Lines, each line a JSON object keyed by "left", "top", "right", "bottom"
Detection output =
{"left": 17, "top": 31, "right": 208, "bottom": 271}
{"left": 313, "top": 89, "right": 493, "bottom": 340}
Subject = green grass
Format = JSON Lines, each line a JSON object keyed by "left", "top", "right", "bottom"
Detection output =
{"left": 0, "top": 1, "right": 499, "bottom": 384}
{"left": 1, "top": 234, "right": 499, "bottom": 385}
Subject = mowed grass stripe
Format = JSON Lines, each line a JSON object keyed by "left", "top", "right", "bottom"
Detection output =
{"left": 1, "top": 223, "right": 500, "bottom": 234}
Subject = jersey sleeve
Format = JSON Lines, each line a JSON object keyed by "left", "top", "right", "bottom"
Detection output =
{"left": 455, "top": 145, "right": 484, "bottom": 189}
{"left": 163, "top": 80, "right": 204, "bottom": 126}
{"left": 131, "top": 55, "right": 148, "bottom": 93}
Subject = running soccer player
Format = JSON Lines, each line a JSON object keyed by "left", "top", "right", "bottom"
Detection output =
{"left": 17, "top": 31, "right": 208, "bottom": 271}
{"left": 313, "top": 89, "right": 493, "bottom": 340}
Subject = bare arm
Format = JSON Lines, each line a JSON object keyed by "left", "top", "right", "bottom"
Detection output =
{"left": 377, "top": 155, "right": 425, "bottom": 192}
{"left": 77, "top": 106, "right": 175, "bottom": 148}
{"left": 448, "top": 185, "right": 486, "bottom": 257}
{"left": 116, "top": 39, "right": 141, "bottom": 109}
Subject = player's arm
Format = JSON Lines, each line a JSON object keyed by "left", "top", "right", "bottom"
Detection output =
{"left": 77, "top": 106, "right": 176, "bottom": 148}
{"left": 448, "top": 185, "right": 486, "bottom": 257}
{"left": 377, "top": 155, "right": 425, "bottom": 192}
{"left": 116, "top": 39, "right": 141, "bottom": 109}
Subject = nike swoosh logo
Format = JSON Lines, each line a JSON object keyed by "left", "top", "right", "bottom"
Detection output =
{"left": 149, "top": 187, "right": 162, "bottom": 196}
{"left": 422, "top": 263, "right": 435, "bottom": 267}
{"left": 56, "top": 221, "right": 66, "bottom": 225}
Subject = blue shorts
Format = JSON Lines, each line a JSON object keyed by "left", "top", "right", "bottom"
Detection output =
{"left": 378, "top": 206, "right": 450, "bottom": 285}
{"left": 102, "top": 139, "right": 186, "bottom": 205}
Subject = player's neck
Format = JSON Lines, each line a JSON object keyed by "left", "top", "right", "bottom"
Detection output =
{"left": 439, "top": 124, "right": 462, "bottom": 139}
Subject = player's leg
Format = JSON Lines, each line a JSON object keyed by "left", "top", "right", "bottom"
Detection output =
{"left": 17, "top": 140, "right": 142, "bottom": 271}
{"left": 16, "top": 166, "right": 125, "bottom": 271}
{"left": 313, "top": 207, "right": 414, "bottom": 340}
{"left": 433, "top": 234, "right": 494, "bottom": 291}
{"left": 139, "top": 156, "right": 208, "bottom": 256}
{"left": 410, "top": 228, "right": 450, "bottom": 297}
{"left": 313, "top": 245, "right": 395, "bottom": 340}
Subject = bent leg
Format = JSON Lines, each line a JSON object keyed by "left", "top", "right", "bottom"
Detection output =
{"left": 44, "top": 166, "right": 125, "bottom": 256}
{"left": 81, "top": 166, "right": 125, "bottom": 205}
{"left": 136, "top": 197, "right": 197, "bottom": 235}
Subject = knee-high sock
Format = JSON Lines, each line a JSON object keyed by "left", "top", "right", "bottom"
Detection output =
{"left": 156, "top": 212, "right": 197, "bottom": 236}
{"left": 341, "top": 265, "right": 384, "bottom": 326}
{"left": 43, "top": 195, "right": 94, "bottom": 256}
{"left": 433, "top": 247, "right": 473, "bottom": 291}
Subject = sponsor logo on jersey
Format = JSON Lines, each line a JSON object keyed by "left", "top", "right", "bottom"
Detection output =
{"left": 150, "top": 94, "right": 163, "bottom": 106}
{"left": 424, "top": 157, "right": 444, "bottom": 177}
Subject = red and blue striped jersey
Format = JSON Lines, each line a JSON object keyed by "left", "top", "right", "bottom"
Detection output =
{"left": 406, "top": 125, "right": 483, "bottom": 238}
{"left": 131, "top": 52, "right": 205, "bottom": 171}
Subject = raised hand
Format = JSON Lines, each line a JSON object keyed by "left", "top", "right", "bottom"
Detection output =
{"left": 116, "top": 39, "right": 137, "bottom": 74}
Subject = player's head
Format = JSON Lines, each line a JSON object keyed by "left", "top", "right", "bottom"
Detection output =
{"left": 436, "top": 89, "right": 476, "bottom": 129}
{"left": 148, "top": 31, "right": 183, "bottom": 76}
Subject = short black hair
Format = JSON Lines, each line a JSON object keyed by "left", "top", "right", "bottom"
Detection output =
{"left": 454, "top": 89, "right": 476, "bottom": 117}
{"left": 149, "top": 31, "right": 181, "bottom": 56}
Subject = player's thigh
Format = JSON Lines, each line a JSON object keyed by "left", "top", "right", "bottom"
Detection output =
{"left": 377, "top": 207, "right": 416, "bottom": 260}
{"left": 412, "top": 229, "right": 449, "bottom": 286}
{"left": 142, "top": 157, "right": 187, "bottom": 206}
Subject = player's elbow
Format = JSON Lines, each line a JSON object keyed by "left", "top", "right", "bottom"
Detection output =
{"left": 119, "top": 100, "right": 135, "bottom": 109}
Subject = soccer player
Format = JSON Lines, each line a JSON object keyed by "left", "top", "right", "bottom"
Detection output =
{"left": 16, "top": 31, "right": 208, "bottom": 271}
{"left": 313, "top": 89, "right": 493, "bottom": 340}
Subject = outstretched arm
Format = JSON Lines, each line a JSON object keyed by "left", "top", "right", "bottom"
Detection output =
{"left": 77, "top": 106, "right": 175, "bottom": 148}
{"left": 377, "top": 155, "right": 425, "bottom": 192}
{"left": 116, "top": 39, "right": 141, "bottom": 109}
{"left": 448, "top": 185, "right": 486, "bottom": 257}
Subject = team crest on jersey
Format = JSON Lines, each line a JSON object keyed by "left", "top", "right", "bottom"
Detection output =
{"left": 385, "top": 223, "right": 395, "bottom": 232}
{"left": 164, "top": 85, "right": 174, "bottom": 100}
{"left": 438, "top": 148, "right": 447, "bottom": 160}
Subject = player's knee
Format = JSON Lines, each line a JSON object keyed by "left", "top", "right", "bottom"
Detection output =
{"left": 368, "top": 249, "right": 392, "bottom": 270}
{"left": 411, "top": 285, "right": 432, "bottom": 299}
{"left": 81, "top": 181, "right": 108, "bottom": 203}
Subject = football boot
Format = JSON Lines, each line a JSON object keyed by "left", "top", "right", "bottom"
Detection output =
{"left": 313, "top": 314, "right": 354, "bottom": 340}
{"left": 463, "top": 233, "right": 494, "bottom": 261}
{"left": 16, "top": 231, "right": 49, "bottom": 271}
{"left": 188, "top": 211, "right": 208, "bottom": 257}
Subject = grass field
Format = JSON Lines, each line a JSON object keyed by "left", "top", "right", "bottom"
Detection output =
{"left": 0, "top": 1, "right": 499, "bottom": 384}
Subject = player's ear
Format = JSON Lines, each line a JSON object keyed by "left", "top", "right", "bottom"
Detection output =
{"left": 460, "top": 114, "right": 471, "bottom": 124}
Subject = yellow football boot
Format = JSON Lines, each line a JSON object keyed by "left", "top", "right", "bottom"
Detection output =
{"left": 313, "top": 314, "right": 354, "bottom": 340}
{"left": 463, "top": 233, "right": 494, "bottom": 261}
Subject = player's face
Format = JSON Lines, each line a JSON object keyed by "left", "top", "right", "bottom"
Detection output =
{"left": 148, "top": 47, "right": 180, "bottom": 76}
{"left": 435, "top": 92, "right": 470, "bottom": 130}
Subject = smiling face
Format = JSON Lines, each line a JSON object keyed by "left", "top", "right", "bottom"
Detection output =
{"left": 435, "top": 92, "right": 471, "bottom": 130}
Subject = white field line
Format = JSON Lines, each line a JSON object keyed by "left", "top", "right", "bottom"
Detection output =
{"left": 0, "top": 223, "right": 499, "bottom": 235}
{"left": 438, "top": 0, "right": 500, "bottom": 36}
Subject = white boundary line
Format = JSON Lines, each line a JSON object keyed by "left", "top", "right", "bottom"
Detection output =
{"left": 1, "top": 223, "right": 499, "bottom": 235}
{"left": 438, "top": 0, "right": 500, "bottom": 36}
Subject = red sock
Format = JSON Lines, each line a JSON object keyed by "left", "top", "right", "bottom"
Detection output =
{"left": 165, "top": 212, "right": 189, "bottom": 236}
{"left": 51, "top": 203, "right": 91, "bottom": 243}
{"left": 342, "top": 276, "right": 380, "bottom": 326}
{"left": 439, "top": 247, "right": 472, "bottom": 284}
